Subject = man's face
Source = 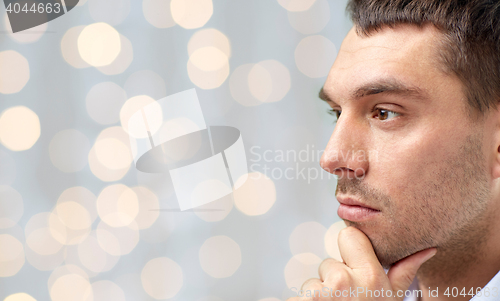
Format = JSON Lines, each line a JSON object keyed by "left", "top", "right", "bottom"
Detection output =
{"left": 320, "top": 25, "right": 495, "bottom": 271}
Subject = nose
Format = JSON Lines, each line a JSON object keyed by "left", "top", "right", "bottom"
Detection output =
{"left": 320, "top": 113, "right": 369, "bottom": 180}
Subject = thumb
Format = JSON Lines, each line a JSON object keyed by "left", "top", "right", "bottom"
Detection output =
{"left": 387, "top": 248, "right": 437, "bottom": 294}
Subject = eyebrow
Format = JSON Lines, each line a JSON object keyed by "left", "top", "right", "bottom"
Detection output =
{"left": 319, "top": 78, "right": 429, "bottom": 104}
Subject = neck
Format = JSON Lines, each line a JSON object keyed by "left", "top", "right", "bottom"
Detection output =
{"left": 416, "top": 204, "right": 500, "bottom": 301}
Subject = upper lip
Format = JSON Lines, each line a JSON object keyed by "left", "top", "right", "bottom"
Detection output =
{"left": 336, "top": 196, "right": 380, "bottom": 211}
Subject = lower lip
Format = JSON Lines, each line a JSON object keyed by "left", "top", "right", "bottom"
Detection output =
{"left": 337, "top": 204, "right": 380, "bottom": 222}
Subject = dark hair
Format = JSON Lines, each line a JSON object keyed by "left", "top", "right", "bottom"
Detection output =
{"left": 346, "top": 0, "right": 500, "bottom": 116}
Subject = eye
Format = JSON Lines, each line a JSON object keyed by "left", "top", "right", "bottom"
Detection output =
{"left": 373, "top": 108, "right": 400, "bottom": 121}
{"left": 328, "top": 109, "right": 341, "bottom": 122}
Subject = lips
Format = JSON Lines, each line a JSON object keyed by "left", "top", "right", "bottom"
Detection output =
{"left": 336, "top": 197, "right": 379, "bottom": 211}
{"left": 336, "top": 196, "right": 380, "bottom": 222}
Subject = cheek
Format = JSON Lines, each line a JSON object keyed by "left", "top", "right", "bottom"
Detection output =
{"left": 367, "top": 129, "right": 461, "bottom": 205}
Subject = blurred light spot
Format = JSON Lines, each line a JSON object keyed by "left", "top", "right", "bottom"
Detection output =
{"left": 25, "top": 212, "right": 64, "bottom": 258}
{"left": 97, "top": 184, "right": 139, "bottom": 227}
{"left": 190, "top": 47, "right": 228, "bottom": 71}
{"left": 233, "top": 172, "right": 276, "bottom": 216}
{"left": 199, "top": 235, "right": 241, "bottom": 278}
{"left": 120, "top": 95, "right": 163, "bottom": 138}
{"left": 55, "top": 202, "right": 92, "bottom": 231}
{"left": 230, "top": 60, "right": 290, "bottom": 106}
{"left": 96, "top": 220, "right": 139, "bottom": 256}
{"left": 284, "top": 253, "right": 321, "bottom": 289}
{"left": 4, "top": 12, "right": 47, "bottom": 44}
{"left": 277, "top": 0, "right": 316, "bottom": 11}
{"left": 124, "top": 70, "right": 166, "bottom": 100}
{"left": 57, "top": 187, "right": 98, "bottom": 224}
{"left": 49, "top": 129, "right": 91, "bottom": 173}
{"left": 141, "top": 257, "right": 183, "bottom": 299}
{"left": 188, "top": 28, "right": 230, "bottom": 58}
{"left": 178, "top": 247, "right": 217, "bottom": 289}
{"left": 287, "top": 0, "right": 330, "bottom": 34}
{"left": 256, "top": 60, "right": 291, "bottom": 103}
{"left": 24, "top": 242, "right": 65, "bottom": 271}
{"left": 48, "top": 264, "right": 89, "bottom": 290}
{"left": 0, "top": 106, "right": 40, "bottom": 151}
{"left": 96, "top": 35, "right": 133, "bottom": 75}
{"left": 77, "top": 231, "right": 119, "bottom": 273}
{"left": 61, "top": 26, "right": 90, "bottom": 69}
{"left": 47, "top": 208, "right": 90, "bottom": 246}
{"left": 78, "top": 22, "right": 121, "bottom": 67}
{"left": 0, "top": 234, "right": 25, "bottom": 277}
{"left": 258, "top": 299, "right": 281, "bottom": 301}
{"left": 194, "top": 193, "right": 233, "bottom": 222}
{"left": 0, "top": 186, "right": 23, "bottom": 229}
{"left": 88, "top": 0, "right": 130, "bottom": 25}
{"left": 229, "top": 64, "right": 262, "bottom": 107}
{"left": 289, "top": 221, "right": 327, "bottom": 258}
{"left": 88, "top": 127, "right": 134, "bottom": 182}
{"left": 86, "top": 82, "right": 127, "bottom": 125}
{"left": 187, "top": 61, "right": 229, "bottom": 90}
{"left": 132, "top": 186, "right": 159, "bottom": 229}
{"left": 248, "top": 64, "right": 272, "bottom": 102}
{"left": 88, "top": 147, "right": 130, "bottom": 181}
{"left": 94, "top": 138, "right": 132, "bottom": 170}
{"left": 0, "top": 51, "right": 29, "bottom": 94}
{"left": 143, "top": 0, "right": 176, "bottom": 28}
{"left": 26, "top": 228, "right": 63, "bottom": 256}
{"left": 187, "top": 50, "right": 229, "bottom": 89}
{"left": 4, "top": 293, "right": 36, "bottom": 301}
{"left": 324, "top": 220, "right": 347, "bottom": 261}
{"left": 295, "top": 35, "right": 337, "bottom": 78}
{"left": 91, "top": 280, "right": 125, "bottom": 301}
{"left": 49, "top": 273, "right": 93, "bottom": 301}
{"left": 170, "top": 0, "right": 213, "bottom": 29}
{"left": 0, "top": 151, "right": 16, "bottom": 185}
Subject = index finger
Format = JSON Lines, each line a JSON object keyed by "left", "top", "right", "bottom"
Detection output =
{"left": 338, "top": 226, "right": 384, "bottom": 273}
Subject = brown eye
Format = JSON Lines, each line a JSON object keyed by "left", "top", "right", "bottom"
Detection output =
{"left": 374, "top": 108, "right": 399, "bottom": 121}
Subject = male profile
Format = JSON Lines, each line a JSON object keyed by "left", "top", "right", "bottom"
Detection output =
{"left": 290, "top": 1, "right": 500, "bottom": 300}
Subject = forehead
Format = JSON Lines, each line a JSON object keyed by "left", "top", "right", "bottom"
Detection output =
{"left": 323, "top": 24, "right": 445, "bottom": 98}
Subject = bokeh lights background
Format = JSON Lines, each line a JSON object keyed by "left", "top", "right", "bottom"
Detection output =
{"left": 0, "top": 0, "right": 352, "bottom": 300}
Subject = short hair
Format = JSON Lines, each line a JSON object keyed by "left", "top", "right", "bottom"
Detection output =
{"left": 346, "top": 0, "right": 500, "bottom": 117}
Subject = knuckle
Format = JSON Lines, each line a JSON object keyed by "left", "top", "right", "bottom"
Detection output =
{"left": 364, "top": 266, "right": 387, "bottom": 286}
{"left": 301, "top": 277, "right": 322, "bottom": 290}
{"left": 327, "top": 268, "right": 351, "bottom": 286}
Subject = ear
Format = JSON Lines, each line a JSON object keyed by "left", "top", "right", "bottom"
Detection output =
{"left": 492, "top": 104, "right": 500, "bottom": 180}
{"left": 493, "top": 145, "right": 500, "bottom": 180}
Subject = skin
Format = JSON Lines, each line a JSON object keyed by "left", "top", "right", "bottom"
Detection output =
{"left": 289, "top": 24, "right": 500, "bottom": 301}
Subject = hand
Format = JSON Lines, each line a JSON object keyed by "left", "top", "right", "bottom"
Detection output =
{"left": 287, "top": 226, "right": 436, "bottom": 300}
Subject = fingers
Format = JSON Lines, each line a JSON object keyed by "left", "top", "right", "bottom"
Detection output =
{"left": 301, "top": 277, "right": 323, "bottom": 290}
{"left": 318, "top": 257, "right": 343, "bottom": 282}
{"left": 387, "top": 247, "right": 437, "bottom": 293}
{"left": 338, "top": 226, "right": 384, "bottom": 272}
